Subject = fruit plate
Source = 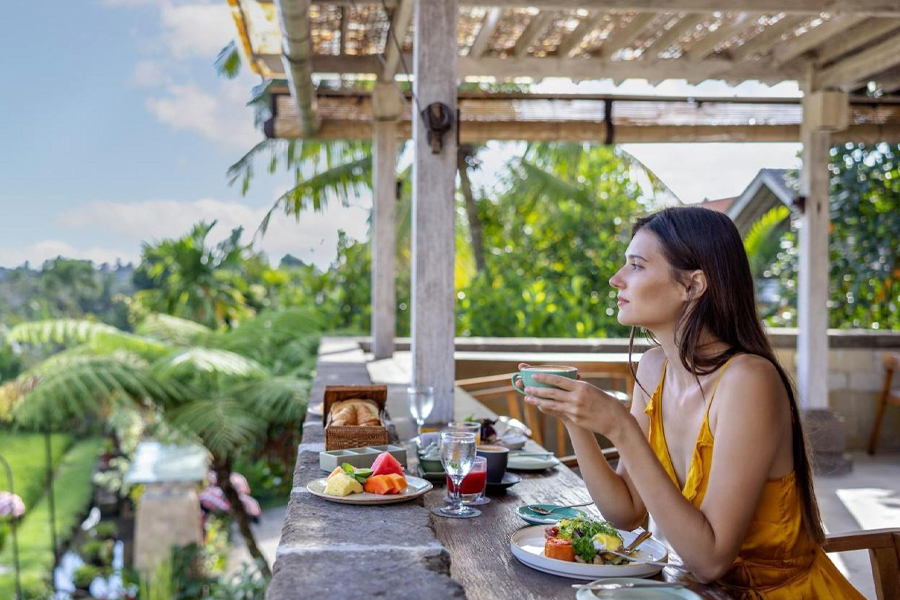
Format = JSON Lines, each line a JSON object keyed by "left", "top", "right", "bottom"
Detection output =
{"left": 307, "top": 474, "right": 433, "bottom": 505}
{"left": 510, "top": 525, "right": 667, "bottom": 580}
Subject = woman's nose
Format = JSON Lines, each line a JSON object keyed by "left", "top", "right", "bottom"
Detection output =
{"left": 609, "top": 269, "right": 623, "bottom": 289}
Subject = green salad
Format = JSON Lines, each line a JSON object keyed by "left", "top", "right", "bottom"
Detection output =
{"left": 555, "top": 517, "right": 621, "bottom": 563}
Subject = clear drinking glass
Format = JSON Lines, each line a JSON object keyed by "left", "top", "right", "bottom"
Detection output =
{"left": 433, "top": 431, "right": 481, "bottom": 519}
{"left": 407, "top": 386, "right": 435, "bottom": 434}
{"left": 447, "top": 421, "right": 481, "bottom": 445}
{"left": 444, "top": 456, "right": 489, "bottom": 506}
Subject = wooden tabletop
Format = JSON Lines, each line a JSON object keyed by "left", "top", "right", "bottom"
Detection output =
{"left": 419, "top": 444, "right": 736, "bottom": 600}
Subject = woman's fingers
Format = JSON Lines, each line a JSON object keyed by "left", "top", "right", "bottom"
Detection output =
{"left": 525, "top": 386, "right": 563, "bottom": 401}
{"left": 525, "top": 395, "right": 566, "bottom": 418}
{"left": 533, "top": 373, "right": 578, "bottom": 390}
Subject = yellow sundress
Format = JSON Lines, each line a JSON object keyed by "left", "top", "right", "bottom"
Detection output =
{"left": 643, "top": 358, "right": 865, "bottom": 599}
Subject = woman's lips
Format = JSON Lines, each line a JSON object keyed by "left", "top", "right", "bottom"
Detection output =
{"left": 617, "top": 298, "right": 629, "bottom": 307}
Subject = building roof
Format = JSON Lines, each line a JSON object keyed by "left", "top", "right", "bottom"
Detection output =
{"left": 699, "top": 196, "right": 736, "bottom": 213}
{"left": 726, "top": 168, "right": 795, "bottom": 235}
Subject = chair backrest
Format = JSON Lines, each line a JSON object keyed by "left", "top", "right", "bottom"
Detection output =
{"left": 822, "top": 528, "right": 900, "bottom": 600}
{"left": 884, "top": 352, "right": 900, "bottom": 373}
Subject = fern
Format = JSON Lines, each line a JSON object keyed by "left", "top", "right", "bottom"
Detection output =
{"left": 167, "top": 398, "right": 265, "bottom": 458}
{"left": 9, "top": 319, "right": 119, "bottom": 347}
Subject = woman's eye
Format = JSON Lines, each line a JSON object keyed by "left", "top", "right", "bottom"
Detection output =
{"left": 630, "top": 263, "right": 641, "bottom": 270}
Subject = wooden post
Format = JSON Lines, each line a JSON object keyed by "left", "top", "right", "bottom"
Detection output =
{"left": 798, "top": 87, "right": 852, "bottom": 473}
{"left": 798, "top": 89, "right": 847, "bottom": 410}
{"left": 412, "top": 0, "right": 458, "bottom": 424}
{"left": 372, "top": 83, "right": 400, "bottom": 359}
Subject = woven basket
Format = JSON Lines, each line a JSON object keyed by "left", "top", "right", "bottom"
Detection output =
{"left": 323, "top": 385, "right": 390, "bottom": 451}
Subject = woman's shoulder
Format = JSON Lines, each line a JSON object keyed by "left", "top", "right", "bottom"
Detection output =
{"left": 713, "top": 353, "right": 790, "bottom": 421}
{"left": 634, "top": 346, "right": 667, "bottom": 400}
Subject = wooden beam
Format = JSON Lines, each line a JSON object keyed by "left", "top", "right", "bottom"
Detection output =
{"left": 308, "top": 1, "right": 900, "bottom": 17}
{"left": 599, "top": 12, "right": 656, "bottom": 58}
{"left": 814, "top": 19, "right": 900, "bottom": 66}
{"left": 643, "top": 13, "right": 708, "bottom": 58}
{"left": 728, "top": 15, "right": 807, "bottom": 61}
{"left": 556, "top": 10, "right": 606, "bottom": 57}
{"left": 682, "top": 12, "right": 761, "bottom": 61}
{"left": 514, "top": 11, "right": 556, "bottom": 58}
{"left": 772, "top": 15, "right": 868, "bottom": 65}
{"left": 412, "top": 0, "right": 458, "bottom": 425}
{"left": 260, "top": 52, "right": 804, "bottom": 83}
{"left": 371, "top": 84, "right": 399, "bottom": 360}
{"left": 269, "top": 113, "right": 900, "bottom": 144}
{"left": 275, "top": 0, "right": 317, "bottom": 137}
{"left": 339, "top": 7, "right": 348, "bottom": 55}
{"left": 816, "top": 33, "right": 900, "bottom": 89}
{"left": 381, "top": 0, "right": 414, "bottom": 81}
{"left": 469, "top": 7, "right": 502, "bottom": 58}
{"left": 796, "top": 90, "right": 846, "bottom": 410}
{"left": 457, "top": 55, "right": 802, "bottom": 84}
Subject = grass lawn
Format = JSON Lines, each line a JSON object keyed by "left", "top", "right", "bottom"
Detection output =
{"left": 0, "top": 437, "right": 103, "bottom": 597}
{"left": 0, "top": 433, "right": 74, "bottom": 510}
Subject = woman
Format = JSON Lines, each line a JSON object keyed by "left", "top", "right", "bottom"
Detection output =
{"left": 521, "top": 207, "right": 863, "bottom": 599}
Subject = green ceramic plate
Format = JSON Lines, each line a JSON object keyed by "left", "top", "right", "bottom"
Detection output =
{"left": 515, "top": 504, "right": 590, "bottom": 525}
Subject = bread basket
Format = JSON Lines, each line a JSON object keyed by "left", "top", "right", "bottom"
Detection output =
{"left": 322, "top": 385, "right": 390, "bottom": 450}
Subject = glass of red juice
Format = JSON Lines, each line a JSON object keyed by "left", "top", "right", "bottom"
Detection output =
{"left": 446, "top": 456, "right": 488, "bottom": 506}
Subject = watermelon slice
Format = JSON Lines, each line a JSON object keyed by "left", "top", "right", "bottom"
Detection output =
{"left": 371, "top": 452, "right": 404, "bottom": 476}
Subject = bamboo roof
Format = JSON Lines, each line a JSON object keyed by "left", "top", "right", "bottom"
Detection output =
{"left": 229, "top": 1, "right": 900, "bottom": 91}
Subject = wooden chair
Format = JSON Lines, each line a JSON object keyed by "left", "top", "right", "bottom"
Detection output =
{"left": 823, "top": 528, "right": 900, "bottom": 600}
{"left": 868, "top": 352, "right": 900, "bottom": 455}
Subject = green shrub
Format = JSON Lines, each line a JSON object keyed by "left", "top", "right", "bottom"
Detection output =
{"left": 73, "top": 564, "right": 100, "bottom": 589}
{"left": 93, "top": 521, "right": 119, "bottom": 541}
{"left": 81, "top": 538, "right": 113, "bottom": 566}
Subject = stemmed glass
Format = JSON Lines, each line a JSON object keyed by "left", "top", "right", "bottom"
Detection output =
{"left": 407, "top": 386, "right": 435, "bottom": 435}
{"left": 433, "top": 431, "right": 481, "bottom": 519}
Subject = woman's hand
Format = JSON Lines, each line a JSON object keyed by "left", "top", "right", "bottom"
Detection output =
{"left": 523, "top": 374, "right": 631, "bottom": 441}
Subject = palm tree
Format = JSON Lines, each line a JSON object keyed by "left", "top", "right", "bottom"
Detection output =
{"left": 4, "top": 308, "right": 324, "bottom": 578}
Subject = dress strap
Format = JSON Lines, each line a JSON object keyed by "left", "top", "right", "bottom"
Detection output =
{"left": 704, "top": 355, "right": 739, "bottom": 421}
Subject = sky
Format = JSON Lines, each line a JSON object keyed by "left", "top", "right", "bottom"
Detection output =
{"left": 0, "top": 0, "right": 802, "bottom": 271}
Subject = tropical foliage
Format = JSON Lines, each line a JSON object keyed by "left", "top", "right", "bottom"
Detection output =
{"left": 4, "top": 307, "right": 323, "bottom": 577}
{"left": 764, "top": 143, "right": 900, "bottom": 329}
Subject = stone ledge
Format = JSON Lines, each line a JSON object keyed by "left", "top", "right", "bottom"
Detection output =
{"left": 267, "top": 548, "right": 466, "bottom": 600}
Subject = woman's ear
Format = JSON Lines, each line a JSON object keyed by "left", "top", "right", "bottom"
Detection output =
{"left": 684, "top": 270, "right": 708, "bottom": 301}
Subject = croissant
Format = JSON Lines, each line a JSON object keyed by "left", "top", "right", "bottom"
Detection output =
{"left": 329, "top": 399, "right": 381, "bottom": 427}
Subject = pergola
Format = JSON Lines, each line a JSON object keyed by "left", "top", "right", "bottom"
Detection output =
{"left": 228, "top": 0, "right": 900, "bottom": 428}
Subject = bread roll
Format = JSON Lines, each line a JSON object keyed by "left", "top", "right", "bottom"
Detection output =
{"left": 328, "top": 399, "right": 381, "bottom": 427}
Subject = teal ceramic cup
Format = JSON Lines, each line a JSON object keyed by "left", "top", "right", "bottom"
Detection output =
{"left": 511, "top": 365, "right": 578, "bottom": 395}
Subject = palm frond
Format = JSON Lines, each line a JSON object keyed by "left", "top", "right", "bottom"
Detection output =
{"left": 167, "top": 398, "right": 266, "bottom": 458}
{"left": 13, "top": 354, "right": 184, "bottom": 428}
{"left": 90, "top": 329, "right": 171, "bottom": 360}
{"left": 136, "top": 313, "right": 214, "bottom": 346}
{"left": 8, "top": 319, "right": 120, "bottom": 347}
{"left": 151, "top": 348, "right": 269, "bottom": 380}
{"left": 513, "top": 159, "right": 589, "bottom": 208}
{"left": 214, "top": 41, "right": 242, "bottom": 80}
{"left": 745, "top": 205, "right": 791, "bottom": 278}
{"left": 232, "top": 376, "right": 310, "bottom": 423}
{"left": 617, "top": 148, "right": 680, "bottom": 207}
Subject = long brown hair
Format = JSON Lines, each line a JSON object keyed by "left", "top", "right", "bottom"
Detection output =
{"left": 626, "top": 206, "right": 824, "bottom": 544}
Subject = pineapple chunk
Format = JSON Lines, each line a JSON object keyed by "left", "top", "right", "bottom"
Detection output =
{"left": 323, "top": 472, "right": 363, "bottom": 497}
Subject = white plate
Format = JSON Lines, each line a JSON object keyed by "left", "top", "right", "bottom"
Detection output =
{"left": 575, "top": 578, "right": 704, "bottom": 599}
{"left": 510, "top": 525, "right": 667, "bottom": 580}
{"left": 507, "top": 454, "right": 561, "bottom": 471}
{"left": 307, "top": 474, "right": 433, "bottom": 505}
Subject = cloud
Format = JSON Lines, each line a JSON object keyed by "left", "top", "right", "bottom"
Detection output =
{"left": 0, "top": 241, "right": 137, "bottom": 268}
{"left": 130, "top": 60, "right": 169, "bottom": 87}
{"left": 59, "top": 199, "right": 370, "bottom": 269}
{"left": 159, "top": 2, "right": 234, "bottom": 60}
{"left": 146, "top": 80, "right": 261, "bottom": 149}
